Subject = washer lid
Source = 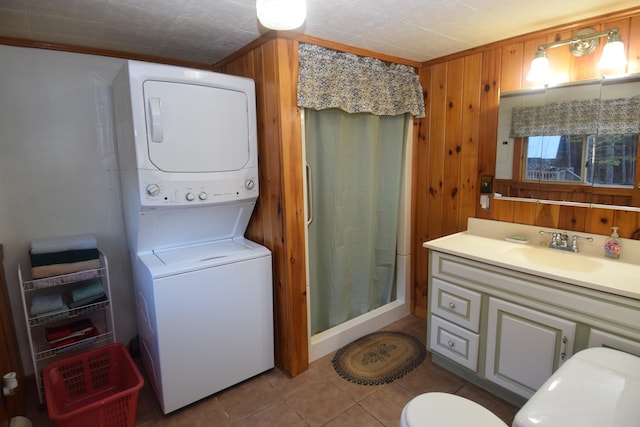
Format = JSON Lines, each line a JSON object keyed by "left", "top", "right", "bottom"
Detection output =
{"left": 514, "top": 348, "right": 640, "bottom": 427}
{"left": 153, "top": 239, "right": 254, "bottom": 265}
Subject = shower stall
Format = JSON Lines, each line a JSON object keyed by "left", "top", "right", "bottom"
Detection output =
{"left": 302, "top": 110, "right": 412, "bottom": 361}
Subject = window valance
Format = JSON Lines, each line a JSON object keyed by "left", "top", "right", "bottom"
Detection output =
{"left": 297, "top": 43, "right": 425, "bottom": 118}
{"left": 510, "top": 96, "right": 640, "bottom": 136}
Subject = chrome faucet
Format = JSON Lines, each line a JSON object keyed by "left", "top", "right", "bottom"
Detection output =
{"left": 539, "top": 230, "right": 593, "bottom": 252}
{"left": 570, "top": 234, "right": 593, "bottom": 252}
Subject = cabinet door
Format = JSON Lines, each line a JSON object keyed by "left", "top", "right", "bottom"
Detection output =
{"left": 485, "top": 297, "right": 576, "bottom": 398}
{"left": 589, "top": 329, "right": 640, "bottom": 357}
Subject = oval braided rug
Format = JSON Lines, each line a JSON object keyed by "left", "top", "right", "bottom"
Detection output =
{"left": 331, "top": 331, "right": 426, "bottom": 386}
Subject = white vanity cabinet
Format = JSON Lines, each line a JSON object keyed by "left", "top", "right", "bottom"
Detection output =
{"left": 426, "top": 248, "right": 640, "bottom": 405}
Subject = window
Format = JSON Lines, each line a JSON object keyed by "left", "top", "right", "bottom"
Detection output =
{"left": 589, "top": 133, "right": 638, "bottom": 186}
{"left": 524, "top": 133, "right": 637, "bottom": 187}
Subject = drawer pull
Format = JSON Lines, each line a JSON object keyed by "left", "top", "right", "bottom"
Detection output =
{"left": 448, "top": 340, "right": 455, "bottom": 347}
{"left": 448, "top": 302, "right": 456, "bottom": 309}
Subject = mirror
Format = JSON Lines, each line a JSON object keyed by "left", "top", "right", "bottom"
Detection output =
{"left": 495, "top": 74, "right": 640, "bottom": 210}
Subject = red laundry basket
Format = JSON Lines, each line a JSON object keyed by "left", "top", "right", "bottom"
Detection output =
{"left": 43, "top": 343, "right": 144, "bottom": 427}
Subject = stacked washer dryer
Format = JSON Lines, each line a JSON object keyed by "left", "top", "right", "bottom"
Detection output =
{"left": 112, "top": 60, "right": 274, "bottom": 414}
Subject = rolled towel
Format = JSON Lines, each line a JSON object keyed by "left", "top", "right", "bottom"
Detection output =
{"left": 71, "top": 280, "right": 104, "bottom": 302}
{"left": 30, "top": 293, "right": 65, "bottom": 316}
{"left": 29, "top": 248, "right": 100, "bottom": 267}
{"left": 30, "top": 234, "right": 97, "bottom": 255}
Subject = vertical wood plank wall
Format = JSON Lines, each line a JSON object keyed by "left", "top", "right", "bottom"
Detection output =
{"left": 414, "top": 8, "right": 640, "bottom": 316}
{"left": 217, "top": 39, "right": 309, "bottom": 377}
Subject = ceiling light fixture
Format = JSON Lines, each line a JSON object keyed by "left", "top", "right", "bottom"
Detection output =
{"left": 526, "top": 27, "right": 627, "bottom": 83}
{"left": 256, "top": 0, "right": 307, "bottom": 31}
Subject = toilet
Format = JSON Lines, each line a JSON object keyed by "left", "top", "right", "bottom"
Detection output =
{"left": 401, "top": 347, "right": 640, "bottom": 427}
{"left": 513, "top": 347, "right": 640, "bottom": 427}
{"left": 399, "top": 392, "right": 507, "bottom": 427}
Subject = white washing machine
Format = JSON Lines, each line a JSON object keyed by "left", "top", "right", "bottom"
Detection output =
{"left": 112, "top": 60, "right": 274, "bottom": 414}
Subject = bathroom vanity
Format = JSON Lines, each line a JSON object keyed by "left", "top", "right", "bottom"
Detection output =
{"left": 424, "top": 219, "right": 640, "bottom": 406}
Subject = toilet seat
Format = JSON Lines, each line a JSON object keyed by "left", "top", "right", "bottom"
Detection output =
{"left": 400, "top": 392, "right": 508, "bottom": 427}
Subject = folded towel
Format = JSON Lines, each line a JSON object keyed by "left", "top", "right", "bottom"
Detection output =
{"left": 30, "top": 249, "right": 100, "bottom": 267}
{"left": 31, "top": 259, "right": 101, "bottom": 279}
{"left": 32, "top": 270, "right": 99, "bottom": 289}
{"left": 45, "top": 319, "right": 98, "bottom": 348}
{"left": 30, "top": 293, "right": 65, "bottom": 316}
{"left": 71, "top": 280, "right": 104, "bottom": 302}
{"left": 46, "top": 318, "right": 94, "bottom": 342}
{"left": 69, "top": 292, "right": 107, "bottom": 309}
{"left": 30, "top": 234, "right": 97, "bottom": 255}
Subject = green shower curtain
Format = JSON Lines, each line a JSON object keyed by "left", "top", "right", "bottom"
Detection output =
{"left": 306, "top": 108, "right": 409, "bottom": 335}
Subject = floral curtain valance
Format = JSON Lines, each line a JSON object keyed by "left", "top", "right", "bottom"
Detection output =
{"left": 510, "top": 96, "right": 640, "bottom": 137}
{"left": 297, "top": 43, "right": 425, "bottom": 118}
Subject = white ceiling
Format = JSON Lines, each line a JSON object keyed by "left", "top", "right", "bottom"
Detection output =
{"left": 0, "top": 0, "right": 638, "bottom": 65}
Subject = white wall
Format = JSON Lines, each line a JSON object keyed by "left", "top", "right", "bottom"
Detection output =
{"left": 0, "top": 45, "right": 136, "bottom": 373}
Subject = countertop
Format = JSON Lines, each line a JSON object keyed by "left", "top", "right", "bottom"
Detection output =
{"left": 423, "top": 219, "right": 640, "bottom": 300}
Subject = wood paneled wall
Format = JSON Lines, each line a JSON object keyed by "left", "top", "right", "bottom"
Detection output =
{"left": 415, "top": 7, "right": 640, "bottom": 317}
{"left": 217, "top": 38, "right": 309, "bottom": 377}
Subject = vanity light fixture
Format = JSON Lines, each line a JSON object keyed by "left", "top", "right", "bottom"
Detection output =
{"left": 526, "top": 27, "right": 627, "bottom": 83}
{"left": 256, "top": 0, "right": 307, "bottom": 31}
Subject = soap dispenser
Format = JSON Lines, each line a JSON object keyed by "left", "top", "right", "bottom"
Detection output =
{"left": 604, "top": 226, "right": 621, "bottom": 259}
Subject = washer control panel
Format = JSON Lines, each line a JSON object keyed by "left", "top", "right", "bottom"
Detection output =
{"left": 138, "top": 169, "right": 258, "bottom": 207}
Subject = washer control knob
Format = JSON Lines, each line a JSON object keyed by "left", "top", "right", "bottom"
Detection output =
{"left": 146, "top": 184, "right": 161, "bottom": 197}
{"left": 199, "top": 192, "right": 208, "bottom": 201}
{"left": 185, "top": 192, "right": 196, "bottom": 201}
{"left": 245, "top": 179, "right": 255, "bottom": 190}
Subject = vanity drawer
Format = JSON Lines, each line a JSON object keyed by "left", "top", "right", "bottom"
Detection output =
{"left": 430, "top": 315, "right": 479, "bottom": 372}
{"left": 431, "top": 278, "right": 481, "bottom": 332}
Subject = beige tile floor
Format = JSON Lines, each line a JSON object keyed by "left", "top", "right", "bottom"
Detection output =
{"left": 27, "top": 315, "right": 519, "bottom": 426}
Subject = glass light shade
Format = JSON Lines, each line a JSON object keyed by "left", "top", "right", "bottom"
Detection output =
{"left": 526, "top": 51, "right": 550, "bottom": 83}
{"left": 597, "top": 35, "right": 627, "bottom": 70}
{"left": 256, "top": 0, "right": 306, "bottom": 31}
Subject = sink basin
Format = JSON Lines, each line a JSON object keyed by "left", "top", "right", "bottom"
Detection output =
{"left": 504, "top": 246, "right": 604, "bottom": 272}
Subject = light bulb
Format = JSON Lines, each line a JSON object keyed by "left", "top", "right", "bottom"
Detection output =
{"left": 256, "top": 0, "right": 306, "bottom": 31}
{"left": 598, "top": 34, "right": 627, "bottom": 70}
{"left": 526, "top": 50, "right": 550, "bottom": 83}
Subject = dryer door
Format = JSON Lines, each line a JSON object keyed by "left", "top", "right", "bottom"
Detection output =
{"left": 142, "top": 80, "right": 250, "bottom": 173}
